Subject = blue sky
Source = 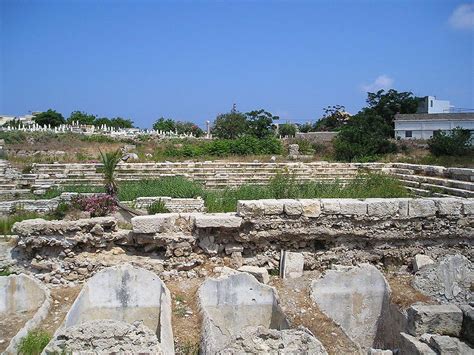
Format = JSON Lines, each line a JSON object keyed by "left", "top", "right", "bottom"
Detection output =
{"left": 1, "top": 0, "right": 473, "bottom": 129}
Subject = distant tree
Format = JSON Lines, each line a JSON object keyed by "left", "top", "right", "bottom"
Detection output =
{"left": 110, "top": 117, "right": 134, "bottom": 129}
{"left": 153, "top": 117, "right": 176, "bottom": 132}
{"left": 279, "top": 123, "right": 297, "bottom": 137}
{"left": 428, "top": 127, "right": 472, "bottom": 156}
{"left": 175, "top": 121, "right": 205, "bottom": 137}
{"left": 365, "top": 89, "right": 419, "bottom": 132}
{"left": 314, "top": 105, "right": 349, "bottom": 131}
{"left": 245, "top": 109, "right": 279, "bottom": 139}
{"left": 67, "top": 111, "right": 97, "bottom": 125}
{"left": 94, "top": 117, "right": 112, "bottom": 127}
{"left": 212, "top": 106, "right": 248, "bottom": 139}
{"left": 33, "top": 109, "right": 65, "bottom": 127}
{"left": 297, "top": 122, "right": 314, "bottom": 133}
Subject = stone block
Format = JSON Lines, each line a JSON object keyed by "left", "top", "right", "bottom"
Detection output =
{"left": 368, "top": 349, "right": 392, "bottom": 355}
{"left": 321, "top": 199, "right": 341, "bottom": 214}
{"left": 412, "top": 255, "right": 434, "bottom": 273}
{"left": 366, "top": 199, "right": 399, "bottom": 217}
{"left": 432, "top": 198, "right": 463, "bottom": 216}
{"left": 280, "top": 251, "right": 304, "bottom": 279}
{"left": 131, "top": 213, "right": 178, "bottom": 234}
{"left": 238, "top": 266, "right": 270, "bottom": 284}
{"left": 194, "top": 213, "right": 242, "bottom": 229}
{"left": 283, "top": 200, "right": 303, "bottom": 216}
{"left": 338, "top": 199, "right": 367, "bottom": 215}
{"left": 225, "top": 244, "right": 243, "bottom": 255}
{"left": 428, "top": 334, "right": 473, "bottom": 354}
{"left": 298, "top": 199, "right": 321, "bottom": 217}
{"left": 261, "top": 199, "right": 284, "bottom": 215}
{"left": 463, "top": 199, "right": 474, "bottom": 215}
{"left": 409, "top": 199, "right": 437, "bottom": 218}
{"left": 460, "top": 305, "right": 474, "bottom": 344}
{"left": 407, "top": 304, "right": 463, "bottom": 337}
{"left": 399, "top": 333, "right": 436, "bottom": 355}
{"left": 237, "top": 200, "right": 264, "bottom": 217}
{"left": 199, "top": 235, "right": 218, "bottom": 255}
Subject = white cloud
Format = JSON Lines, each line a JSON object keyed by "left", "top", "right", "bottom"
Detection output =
{"left": 361, "top": 75, "right": 394, "bottom": 92}
{"left": 448, "top": 4, "right": 474, "bottom": 30}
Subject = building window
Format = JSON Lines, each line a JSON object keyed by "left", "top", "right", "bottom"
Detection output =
{"left": 405, "top": 131, "right": 412, "bottom": 138}
{"left": 430, "top": 100, "right": 433, "bottom": 107}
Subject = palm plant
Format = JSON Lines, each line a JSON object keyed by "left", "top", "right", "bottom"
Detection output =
{"left": 99, "top": 149, "right": 123, "bottom": 197}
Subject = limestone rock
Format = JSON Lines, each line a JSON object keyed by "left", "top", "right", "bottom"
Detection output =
{"left": 238, "top": 265, "right": 270, "bottom": 284}
{"left": 194, "top": 213, "right": 242, "bottom": 229}
{"left": 399, "top": 332, "right": 437, "bottom": 355}
{"left": 428, "top": 334, "right": 473, "bottom": 355}
{"left": 412, "top": 255, "right": 434, "bottom": 273}
{"left": 218, "top": 326, "right": 328, "bottom": 355}
{"left": 407, "top": 304, "right": 463, "bottom": 337}
{"left": 413, "top": 254, "right": 473, "bottom": 304}
{"left": 280, "top": 251, "right": 304, "bottom": 279}
{"left": 310, "top": 264, "right": 391, "bottom": 350}
{"left": 409, "top": 199, "right": 437, "bottom": 218}
{"left": 460, "top": 305, "right": 474, "bottom": 344}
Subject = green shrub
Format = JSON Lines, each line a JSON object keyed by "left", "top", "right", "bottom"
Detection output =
{"left": 17, "top": 329, "right": 51, "bottom": 355}
{"left": 0, "top": 131, "right": 27, "bottom": 144}
{"left": 0, "top": 266, "right": 12, "bottom": 276}
{"left": 47, "top": 201, "right": 70, "bottom": 220}
{"left": 22, "top": 164, "right": 33, "bottom": 174}
{"left": 147, "top": 199, "right": 170, "bottom": 214}
{"left": 333, "top": 112, "right": 396, "bottom": 161}
{"left": 428, "top": 127, "right": 472, "bottom": 157}
{"left": 0, "top": 211, "right": 44, "bottom": 235}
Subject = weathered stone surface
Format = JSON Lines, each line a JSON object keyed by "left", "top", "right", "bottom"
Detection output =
{"left": 299, "top": 199, "right": 321, "bottom": 217}
{"left": 368, "top": 349, "right": 393, "bottom": 355}
{"left": 463, "top": 199, "right": 474, "bottom": 215}
{"left": 281, "top": 251, "right": 304, "bottom": 279}
{"left": 414, "top": 254, "right": 473, "bottom": 304}
{"left": 399, "top": 332, "right": 437, "bottom": 355}
{"left": 59, "top": 264, "right": 174, "bottom": 354}
{"left": 460, "top": 305, "right": 474, "bottom": 344}
{"left": 194, "top": 213, "right": 242, "bottom": 229}
{"left": 339, "top": 199, "right": 367, "bottom": 215}
{"left": 409, "top": 199, "right": 437, "bottom": 217}
{"left": 428, "top": 334, "right": 473, "bottom": 355}
{"left": 238, "top": 265, "right": 270, "bottom": 284}
{"left": 199, "top": 273, "right": 289, "bottom": 354}
{"left": 237, "top": 200, "right": 264, "bottom": 217}
{"left": 218, "top": 326, "right": 327, "bottom": 355}
{"left": 310, "top": 264, "right": 391, "bottom": 350}
{"left": 366, "top": 199, "right": 399, "bottom": 217}
{"left": 432, "top": 198, "right": 463, "bottom": 215}
{"left": 412, "top": 255, "right": 435, "bottom": 272}
{"left": 407, "top": 304, "right": 463, "bottom": 337}
{"left": 283, "top": 200, "right": 303, "bottom": 216}
{"left": 198, "top": 235, "right": 218, "bottom": 255}
{"left": 12, "top": 217, "right": 116, "bottom": 236}
{"left": 262, "top": 199, "right": 285, "bottom": 215}
{"left": 44, "top": 320, "right": 162, "bottom": 354}
{"left": 131, "top": 213, "right": 179, "bottom": 233}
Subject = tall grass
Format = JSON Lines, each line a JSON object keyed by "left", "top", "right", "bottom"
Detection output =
{"left": 204, "top": 172, "right": 408, "bottom": 212}
{"left": 118, "top": 176, "right": 204, "bottom": 201}
{"left": 0, "top": 211, "right": 43, "bottom": 235}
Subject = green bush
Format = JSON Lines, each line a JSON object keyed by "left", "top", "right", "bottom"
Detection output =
{"left": 17, "top": 329, "right": 51, "bottom": 355}
{"left": 0, "top": 131, "right": 27, "bottom": 144}
{"left": 333, "top": 112, "right": 396, "bottom": 161}
{"left": 161, "top": 136, "right": 283, "bottom": 158}
{"left": 428, "top": 128, "right": 472, "bottom": 157}
{"left": 147, "top": 199, "right": 170, "bottom": 214}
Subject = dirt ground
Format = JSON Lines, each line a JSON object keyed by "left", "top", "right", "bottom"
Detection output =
{"left": 0, "top": 310, "right": 36, "bottom": 352}
{"left": 385, "top": 272, "right": 436, "bottom": 309}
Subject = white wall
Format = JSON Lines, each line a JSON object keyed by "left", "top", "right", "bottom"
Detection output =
{"left": 395, "top": 119, "right": 474, "bottom": 140}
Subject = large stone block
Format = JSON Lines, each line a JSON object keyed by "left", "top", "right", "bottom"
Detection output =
{"left": 399, "top": 333, "right": 436, "bottom": 355}
{"left": 131, "top": 213, "right": 179, "bottom": 234}
{"left": 409, "top": 199, "right": 437, "bottom": 217}
{"left": 299, "top": 199, "right": 321, "bottom": 217}
{"left": 321, "top": 199, "right": 341, "bottom": 214}
{"left": 310, "top": 264, "right": 391, "bottom": 350}
{"left": 428, "top": 334, "right": 473, "bottom": 354}
{"left": 238, "top": 266, "right": 270, "bottom": 284}
{"left": 463, "top": 199, "right": 474, "bottom": 215}
{"left": 261, "top": 199, "right": 284, "bottom": 215}
{"left": 366, "top": 199, "right": 399, "bottom": 217}
{"left": 194, "top": 213, "right": 242, "bottom": 229}
{"left": 431, "top": 198, "right": 463, "bottom": 216}
{"left": 407, "top": 304, "right": 463, "bottom": 337}
{"left": 283, "top": 200, "right": 303, "bottom": 216}
{"left": 237, "top": 200, "right": 264, "bottom": 217}
{"left": 339, "top": 199, "right": 367, "bottom": 215}
{"left": 412, "top": 255, "right": 434, "bottom": 273}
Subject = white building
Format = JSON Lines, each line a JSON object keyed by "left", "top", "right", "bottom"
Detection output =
{"left": 417, "top": 96, "right": 452, "bottom": 114}
{"left": 394, "top": 112, "right": 474, "bottom": 140}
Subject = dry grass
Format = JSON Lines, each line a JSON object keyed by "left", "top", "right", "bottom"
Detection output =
{"left": 385, "top": 273, "right": 436, "bottom": 309}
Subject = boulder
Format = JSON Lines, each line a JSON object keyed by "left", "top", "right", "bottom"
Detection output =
{"left": 460, "top": 305, "right": 474, "bottom": 344}
{"left": 238, "top": 266, "right": 270, "bottom": 284}
{"left": 413, "top": 254, "right": 473, "bottom": 304}
{"left": 412, "top": 255, "right": 434, "bottom": 273}
{"left": 428, "top": 334, "right": 473, "bottom": 355}
{"left": 310, "top": 264, "right": 391, "bottom": 350}
{"left": 407, "top": 304, "right": 463, "bottom": 337}
{"left": 399, "top": 333, "right": 436, "bottom": 355}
